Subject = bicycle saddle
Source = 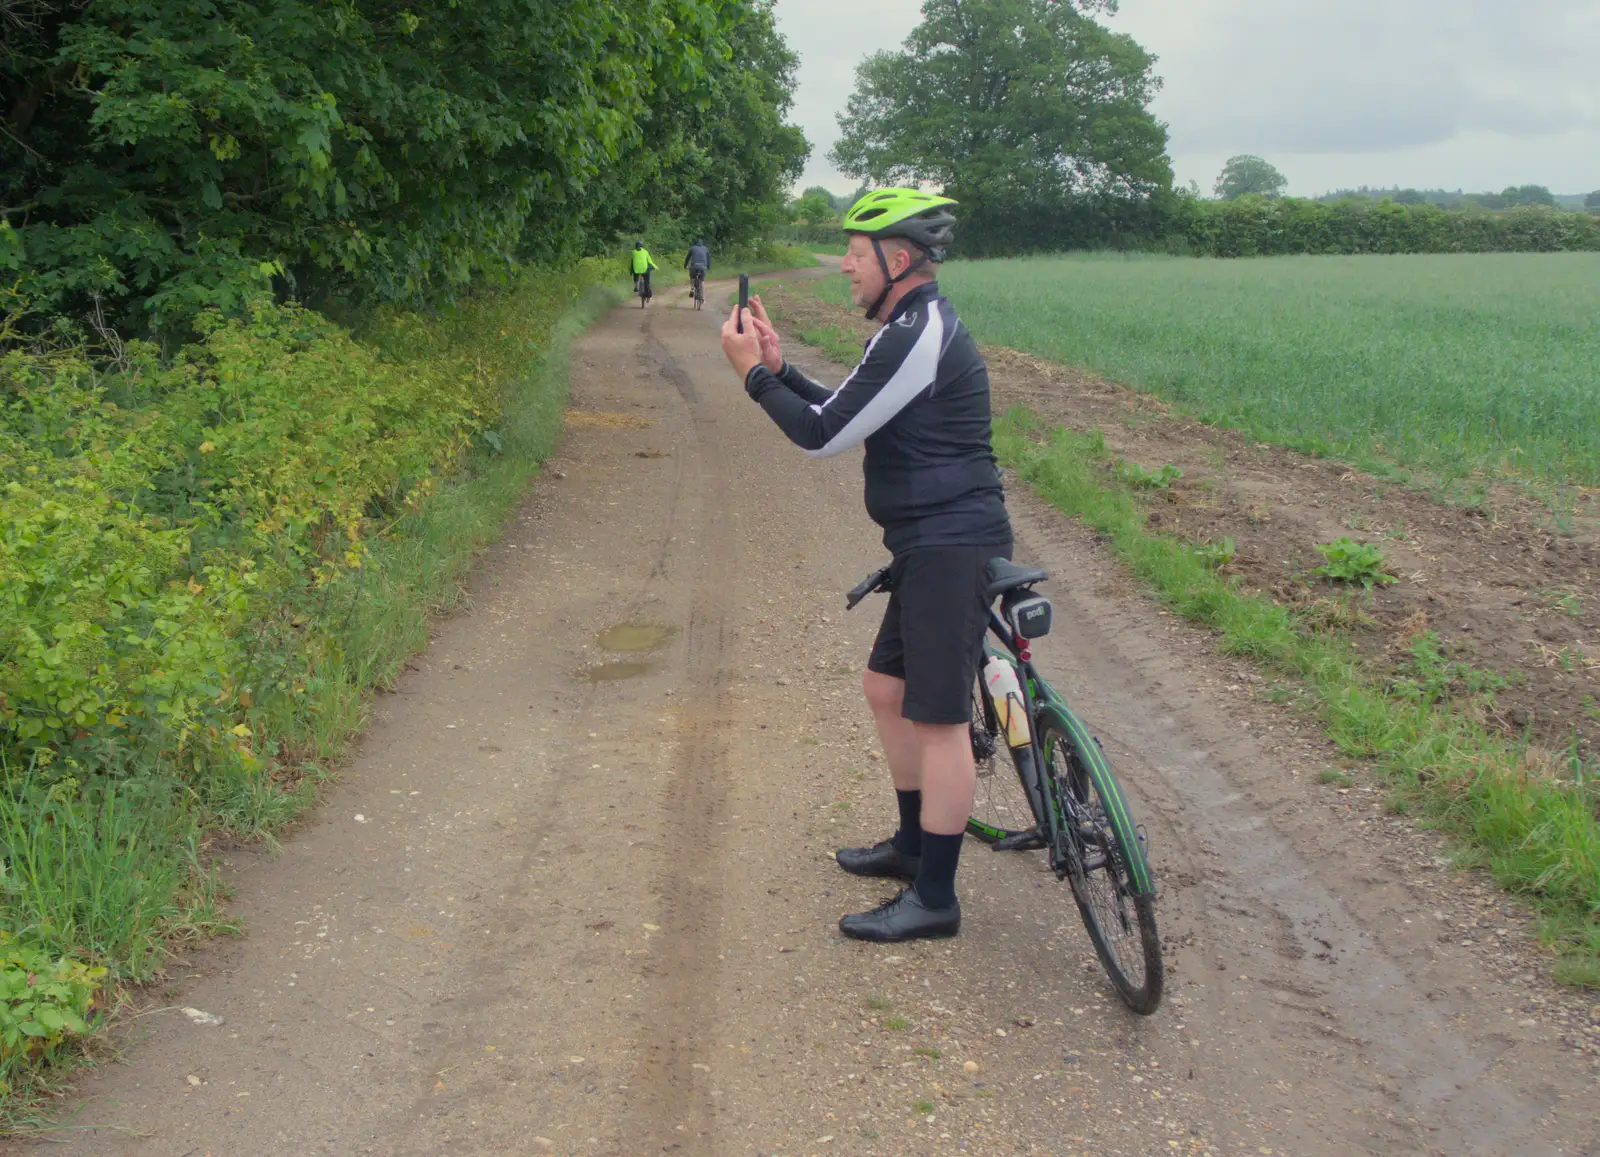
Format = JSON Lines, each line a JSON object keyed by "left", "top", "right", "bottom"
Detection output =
{"left": 984, "top": 558, "right": 1049, "bottom": 599}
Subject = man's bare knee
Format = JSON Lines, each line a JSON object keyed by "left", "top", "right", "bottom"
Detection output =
{"left": 913, "top": 721, "right": 972, "bottom": 753}
{"left": 863, "top": 669, "right": 905, "bottom": 714}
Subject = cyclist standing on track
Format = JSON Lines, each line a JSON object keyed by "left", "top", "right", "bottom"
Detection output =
{"left": 631, "top": 240, "right": 657, "bottom": 303}
{"left": 684, "top": 237, "right": 711, "bottom": 293}
{"left": 718, "top": 189, "right": 1013, "bottom": 943}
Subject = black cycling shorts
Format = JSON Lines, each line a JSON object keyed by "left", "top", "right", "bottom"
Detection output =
{"left": 867, "top": 542, "right": 1012, "bottom": 725}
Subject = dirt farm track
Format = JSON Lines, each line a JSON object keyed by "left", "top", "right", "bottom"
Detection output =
{"left": 21, "top": 272, "right": 1600, "bottom": 1157}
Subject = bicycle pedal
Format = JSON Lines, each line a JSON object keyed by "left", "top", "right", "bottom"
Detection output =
{"left": 992, "top": 828, "right": 1046, "bottom": 852}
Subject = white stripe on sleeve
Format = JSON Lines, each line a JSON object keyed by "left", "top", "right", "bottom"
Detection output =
{"left": 807, "top": 309, "right": 943, "bottom": 459}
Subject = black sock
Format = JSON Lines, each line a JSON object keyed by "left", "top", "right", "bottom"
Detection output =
{"left": 891, "top": 789, "right": 923, "bottom": 857}
{"left": 914, "top": 831, "right": 964, "bottom": 910}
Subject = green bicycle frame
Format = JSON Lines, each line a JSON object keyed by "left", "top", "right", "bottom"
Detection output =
{"left": 981, "top": 619, "right": 1155, "bottom": 899}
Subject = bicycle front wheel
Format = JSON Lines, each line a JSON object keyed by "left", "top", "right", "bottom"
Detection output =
{"left": 966, "top": 677, "right": 1040, "bottom": 844}
{"left": 1040, "top": 709, "right": 1163, "bottom": 1014}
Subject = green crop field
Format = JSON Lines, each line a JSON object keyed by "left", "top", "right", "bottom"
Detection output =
{"left": 810, "top": 252, "right": 1600, "bottom": 487}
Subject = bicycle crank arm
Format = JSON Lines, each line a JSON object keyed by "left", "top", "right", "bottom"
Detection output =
{"left": 991, "top": 827, "right": 1047, "bottom": 852}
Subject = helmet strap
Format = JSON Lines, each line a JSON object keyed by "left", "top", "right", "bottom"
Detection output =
{"left": 864, "top": 237, "right": 930, "bottom": 322}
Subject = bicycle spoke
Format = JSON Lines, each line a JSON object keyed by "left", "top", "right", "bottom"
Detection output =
{"left": 966, "top": 679, "right": 1036, "bottom": 842}
{"left": 1043, "top": 724, "right": 1162, "bottom": 1011}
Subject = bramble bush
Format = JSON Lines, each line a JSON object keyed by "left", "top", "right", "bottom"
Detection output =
{"left": 0, "top": 935, "right": 107, "bottom": 1097}
{"left": 2, "top": 300, "right": 498, "bottom": 776}
{"left": 1, "top": 258, "right": 611, "bottom": 1011}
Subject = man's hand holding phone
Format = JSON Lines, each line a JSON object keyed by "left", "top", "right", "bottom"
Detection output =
{"left": 721, "top": 292, "right": 784, "bottom": 381}
{"left": 747, "top": 295, "right": 783, "bottom": 372}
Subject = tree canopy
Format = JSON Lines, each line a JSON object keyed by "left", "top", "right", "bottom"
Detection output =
{"left": 1, "top": 0, "right": 807, "bottom": 336}
{"left": 1587, "top": 191, "right": 1600, "bottom": 213}
{"left": 792, "top": 191, "right": 837, "bottom": 223}
{"left": 1214, "top": 155, "right": 1288, "bottom": 200}
{"left": 828, "top": 0, "right": 1171, "bottom": 254}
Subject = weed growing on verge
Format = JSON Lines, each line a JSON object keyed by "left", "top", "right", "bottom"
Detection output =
{"left": 1391, "top": 633, "right": 1509, "bottom": 707}
{"left": 1115, "top": 461, "right": 1182, "bottom": 490}
{"left": 1312, "top": 537, "right": 1397, "bottom": 589}
{"left": 1192, "top": 537, "right": 1236, "bottom": 570}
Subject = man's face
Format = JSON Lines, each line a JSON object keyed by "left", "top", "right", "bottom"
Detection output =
{"left": 840, "top": 234, "right": 912, "bottom": 309}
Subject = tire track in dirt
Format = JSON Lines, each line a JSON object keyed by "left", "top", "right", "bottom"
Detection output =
{"left": 375, "top": 316, "right": 714, "bottom": 1155}
{"left": 616, "top": 320, "right": 739, "bottom": 1152}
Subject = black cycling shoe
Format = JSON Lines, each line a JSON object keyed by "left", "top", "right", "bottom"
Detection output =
{"left": 839, "top": 888, "right": 961, "bottom": 943}
{"left": 835, "top": 839, "right": 920, "bottom": 882}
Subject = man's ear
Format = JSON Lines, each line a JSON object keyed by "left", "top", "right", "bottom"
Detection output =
{"left": 889, "top": 243, "right": 907, "bottom": 278}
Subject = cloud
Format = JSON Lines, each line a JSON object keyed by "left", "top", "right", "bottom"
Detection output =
{"left": 1110, "top": 0, "right": 1600, "bottom": 190}
{"left": 772, "top": 0, "right": 1600, "bottom": 196}
{"left": 1127, "top": 0, "right": 1596, "bottom": 149}
{"left": 772, "top": 0, "right": 926, "bottom": 192}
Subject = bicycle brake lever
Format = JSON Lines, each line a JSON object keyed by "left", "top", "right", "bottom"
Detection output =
{"left": 845, "top": 565, "right": 892, "bottom": 611}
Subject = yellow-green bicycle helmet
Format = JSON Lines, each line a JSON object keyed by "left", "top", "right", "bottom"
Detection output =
{"left": 841, "top": 188, "right": 958, "bottom": 319}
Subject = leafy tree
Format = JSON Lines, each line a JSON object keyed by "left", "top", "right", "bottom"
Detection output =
{"left": 828, "top": 0, "right": 1171, "bottom": 253}
{"left": 1586, "top": 190, "right": 1600, "bottom": 213}
{"left": 792, "top": 191, "right": 836, "bottom": 223}
{"left": 1500, "top": 184, "right": 1555, "bottom": 208}
{"left": 2, "top": 0, "right": 807, "bottom": 336}
{"left": 1214, "top": 155, "right": 1287, "bottom": 200}
{"left": 588, "top": 0, "right": 808, "bottom": 250}
{"left": 800, "top": 185, "right": 843, "bottom": 210}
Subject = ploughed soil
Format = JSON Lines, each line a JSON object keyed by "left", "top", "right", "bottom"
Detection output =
{"left": 756, "top": 277, "right": 1600, "bottom": 767}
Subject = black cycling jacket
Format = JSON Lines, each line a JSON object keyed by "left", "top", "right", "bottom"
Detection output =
{"left": 685, "top": 244, "right": 710, "bottom": 270}
{"left": 743, "top": 280, "right": 1011, "bottom": 553}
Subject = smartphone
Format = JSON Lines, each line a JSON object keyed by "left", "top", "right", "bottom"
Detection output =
{"left": 737, "top": 273, "right": 749, "bottom": 333}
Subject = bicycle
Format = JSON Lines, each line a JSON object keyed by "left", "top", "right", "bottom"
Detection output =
{"left": 689, "top": 268, "right": 706, "bottom": 310}
{"left": 846, "top": 557, "right": 1163, "bottom": 1014}
{"left": 634, "top": 273, "right": 650, "bottom": 309}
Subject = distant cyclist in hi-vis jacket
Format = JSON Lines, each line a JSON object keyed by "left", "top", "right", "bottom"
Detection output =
{"left": 630, "top": 241, "right": 658, "bottom": 303}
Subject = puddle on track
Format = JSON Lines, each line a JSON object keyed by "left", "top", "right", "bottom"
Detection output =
{"left": 597, "top": 623, "right": 676, "bottom": 652}
{"left": 581, "top": 661, "right": 654, "bottom": 682}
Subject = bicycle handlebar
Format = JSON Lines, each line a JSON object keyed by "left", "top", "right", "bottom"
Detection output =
{"left": 845, "top": 565, "right": 892, "bottom": 610}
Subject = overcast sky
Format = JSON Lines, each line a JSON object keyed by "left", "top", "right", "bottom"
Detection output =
{"left": 772, "top": 0, "right": 1600, "bottom": 198}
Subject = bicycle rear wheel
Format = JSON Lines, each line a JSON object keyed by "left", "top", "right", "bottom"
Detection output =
{"left": 1039, "top": 709, "right": 1163, "bottom": 1014}
{"left": 966, "top": 677, "right": 1040, "bottom": 844}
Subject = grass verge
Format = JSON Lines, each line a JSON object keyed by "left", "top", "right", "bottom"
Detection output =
{"left": 0, "top": 272, "right": 622, "bottom": 1125}
{"left": 994, "top": 410, "right": 1600, "bottom": 987}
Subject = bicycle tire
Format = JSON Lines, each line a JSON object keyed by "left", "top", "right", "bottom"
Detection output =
{"left": 965, "top": 676, "right": 1038, "bottom": 844}
{"left": 1038, "top": 705, "right": 1163, "bottom": 1014}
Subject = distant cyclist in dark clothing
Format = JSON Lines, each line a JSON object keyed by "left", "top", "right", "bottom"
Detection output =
{"left": 684, "top": 238, "right": 710, "bottom": 275}
{"left": 720, "top": 189, "right": 1012, "bottom": 944}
